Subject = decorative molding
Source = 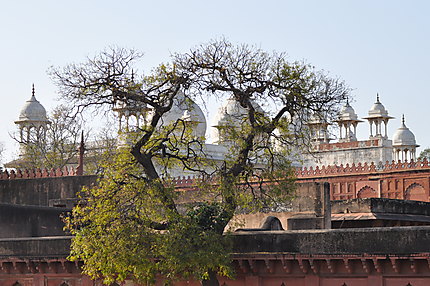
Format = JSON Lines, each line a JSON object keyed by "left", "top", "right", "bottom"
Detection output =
{"left": 296, "top": 159, "right": 430, "bottom": 178}
{"left": 167, "top": 159, "right": 430, "bottom": 188}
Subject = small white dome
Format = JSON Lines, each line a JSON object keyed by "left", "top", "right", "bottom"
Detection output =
{"left": 308, "top": 113, "right": 325, "bottom": 125}
{"left": 368, "top": 94, "right": 389, "bottom": 118}
{"left": 211, "top": 97, "right": 264, "bottom": 143}
{"left": 213, "top": 97, "right": 264, "bottom": 126}
{"left": 213, "top": 97, "right": 244, "bottom": 127}
{"left": 160, "top": 91, "right": 207, "bottom": 138}
{"left": 339, "top": 101, "right": 358, "bottom": 121}
{"left": 16, "top": 86, "right": 49, "bottom": 123}
{"left": 393, "top": 116, "right": 417, "bottom": 147}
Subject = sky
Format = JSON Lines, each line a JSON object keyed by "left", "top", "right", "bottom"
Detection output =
{"left": 1, "top": 0, "right": 429, "bottom": 164}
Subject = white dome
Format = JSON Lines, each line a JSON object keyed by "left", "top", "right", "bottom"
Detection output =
{"left": 393, "top": 116, "right": 417, "bottom": 147}
{"left": 16, "top": 87, "right": 49, "bottom": 123}
{"left": 367, "top": 94, "right": 389, "bottom": 118}
{"left": 339, "top": 101, "right": 358, "bottom": 121}
{"left": 213, "top": 97, "right": 244, "bottom": 127}
{"left": 213, "top": 97, "right": 264, "bottom": 126}
{"left": 308, "top": 113, "right": 326, "bottom": 125}
{"left": 211, "top": 97, "right": 264, "bottom": 143}
{"left": 160, "top": 91, "right": 207, "bottom": 138}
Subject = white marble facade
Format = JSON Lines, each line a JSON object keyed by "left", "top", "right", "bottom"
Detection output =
{"left": 16, "top": 89, "right": 420, "bottom": 174}
{"left": 304, "top": 95, "right": 419, "bottom": 167}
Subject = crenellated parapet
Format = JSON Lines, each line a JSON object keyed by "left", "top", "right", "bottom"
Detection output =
{"left": 296, "top": 159, "right": 430, "bottom": 178}
{"left": 171, "top": 175, "right": 201, "bottom": 186}
{"left": 170, "top": 175, "right": 216, "bottom": 188}
{"left": 0, "top": 167, "right": 77, "bottom": 180}
{"left": 162, "top": 159, "right": 430, "bottom": 187}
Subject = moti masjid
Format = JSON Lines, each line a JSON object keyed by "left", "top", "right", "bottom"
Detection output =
{"left": 0, "top": 87, "right": 430, "bottom": 285}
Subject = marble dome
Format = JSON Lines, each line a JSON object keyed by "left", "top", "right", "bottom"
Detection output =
{"left": 393, "top": 116, "right": 418, "bottom": 147}
{"left": 367, "top": 94, "right": 389, "bottom": 118}
{"left": 160, "top": 91, "right": 207, "bottom": 138}
{"left": 213, "top": 97, "right": 264, "bottom": 126}
{"left": 16, "top": 87, "right": 49, "bottom": 123}
{"left": 339, "top": 101, "right": 358, "bottom": 121}
{"left": 308, "top": 113, "right": 325, "bottom": 125}
{"left": 211, "top": 97, "right": 264, "bottom": 143}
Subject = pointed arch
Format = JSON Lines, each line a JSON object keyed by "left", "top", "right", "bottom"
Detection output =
{"left": 405, "top": 183, "right": 427, "bottom": 201}
{"left": 357, "top": 186, "right": 378, "bottom": 198}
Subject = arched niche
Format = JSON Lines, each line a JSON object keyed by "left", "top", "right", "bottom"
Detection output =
{"left": 405, "top": 183, "right": 427, "bottom": 201}
{"left": 357, "top": 186, "right": 378, "bottom": 198}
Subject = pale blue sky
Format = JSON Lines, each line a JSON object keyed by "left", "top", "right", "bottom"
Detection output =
{"left": 1, "top": 0, "right": 429, "bottom": 163}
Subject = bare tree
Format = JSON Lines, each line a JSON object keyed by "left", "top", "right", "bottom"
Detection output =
{"left": 52, "top": 41, "right": 349, "bottom": 285}
{"left": 84, "top": 116, "right": 119, "bottom": 174}
{"left": 11, "top": 104, "right": 84, "bottom": 170}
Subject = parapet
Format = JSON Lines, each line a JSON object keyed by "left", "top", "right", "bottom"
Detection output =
{"left": 296, "top": 159, "right": 430, "bottom": 178}
{"left": 0, "top": 167, "right": 77, "bottom": 180}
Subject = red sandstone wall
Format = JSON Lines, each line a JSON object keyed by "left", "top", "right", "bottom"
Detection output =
{"left": 296, "top": 160, "right": 430, "bottom": 202}
{"left": 170, "top": 160, "right": 430, "bottom": 203}
{"left": 3, "top": 256, "right": 430, "bottom": 286}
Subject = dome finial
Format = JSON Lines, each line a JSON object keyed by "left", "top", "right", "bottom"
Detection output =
{"left": 131, "top": 69, "right": 135, "bottom": 82}
{"left": 346, "top": 97, "right": 349, "bottom": 106}
{"left": 376, "top": 93, "right": 380, "bottom": 103}
{"left": 16, "top": 85, "right": 49, "bottom": 124}
{"left": 393, "top": 113, "right": 417, "bottom": 148}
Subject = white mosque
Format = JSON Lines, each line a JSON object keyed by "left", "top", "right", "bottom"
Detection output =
{"left": 15, "top": 86, "right": 420, "bottom": 173}
{"left": 305, "top": 94, "right": 419, "bottom": 167}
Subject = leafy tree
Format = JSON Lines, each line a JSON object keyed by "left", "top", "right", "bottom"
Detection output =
{"left": 83, "top": 118, "right": 118, "bottom": 175}
{"left": 11, "top": 104, "right": 84, "bottom": 170}
{"left": 418, "top": 148, "right": 430, "bottom": 161}
{"left": 11, "top": 103, "right": 117, "bottom": 174}
{"left": 53, "top": 40, "right": 349, "bottom": 285}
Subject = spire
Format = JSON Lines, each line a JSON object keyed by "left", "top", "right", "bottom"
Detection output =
{"left": 401, "top": 114, "right": 407, "bottom": 128}
{"left": 376, "top": 93, "right": 380, "bottom": 103}
{"left": 76, "top": 130, "right": 85, "bottom": 176}
{"left": 31, "top": 84, "right": 36, "bottom": 100}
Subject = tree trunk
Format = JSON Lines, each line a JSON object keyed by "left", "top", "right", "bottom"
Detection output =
{"left": 201, "top": 270, "right": 219, "bottom": 286}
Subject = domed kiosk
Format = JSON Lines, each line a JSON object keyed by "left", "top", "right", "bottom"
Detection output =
{"left": 392, "top": 115, "right": 419, "bottom": 162}
{"left": 211, "top": 97, "right": 263, "bottom": 144}
{"left": 363, "top": 94, "right": 394, "bottom": 139}
{"left": 160, "top": 91, "right": 207, "bottom": 139}
{"left": 308, "top": 113, "right": 330, "bottom": 144}
{"left": 337, "top": 100, "right": 362, "bottom": 142}
{"left": 14, "top": 85, "right": 50, "bottom": 155}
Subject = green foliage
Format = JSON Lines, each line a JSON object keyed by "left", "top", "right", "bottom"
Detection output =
{"left": 14, "top": 105, "right": 83, "bottom": 169}
{"left": 84, "top": 122, "right": 118, "bottom": 175}
{"left": 65, "top": 150, "right": 232, "bottom": 285}
{"left": 55, "top": 39, "right": 349, "bottom": 285}
{"left": 419, "top": 148, "right": 430, "bottom": 161}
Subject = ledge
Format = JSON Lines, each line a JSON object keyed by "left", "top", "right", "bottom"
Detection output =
{"left": 233, "top": 226, "right": 430, "bottom": 255}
